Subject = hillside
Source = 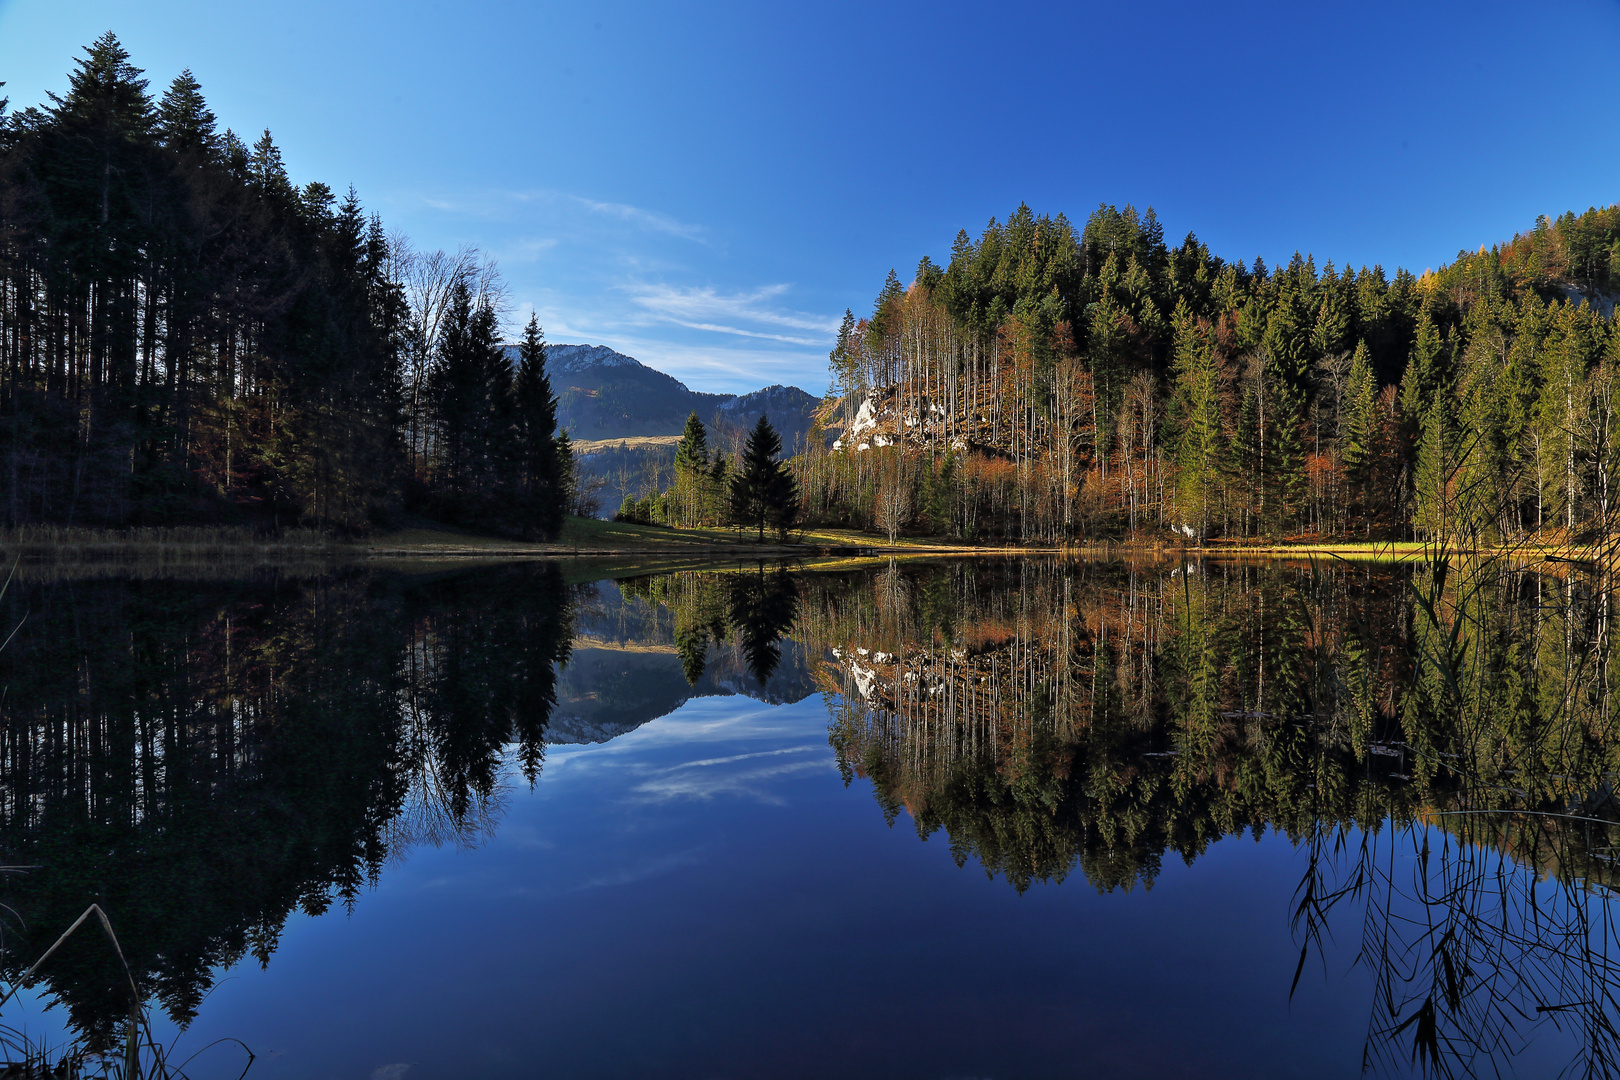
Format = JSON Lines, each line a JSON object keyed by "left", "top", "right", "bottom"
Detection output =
{"left": 801, "top": 201, "right": 1620, "bottom": 546}
{"left": 509, "top": 343, "right": 823, "bottom": 514}
{"left": 507, "top": 343, "right": 821, "bottom": 448}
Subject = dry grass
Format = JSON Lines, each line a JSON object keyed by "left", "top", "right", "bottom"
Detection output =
{"left": 569, "top": 435, "right": 683, "bottom": 454}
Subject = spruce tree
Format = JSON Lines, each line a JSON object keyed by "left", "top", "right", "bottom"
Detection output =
{"left": 674, "top": 412, "right": 709, "bottom": 473}
{"left": 1168, "top": 302, "right": 1223, "bottom": 534}
{"left": 250, "top": 129, "right": 288, "bottom": 192}
{"left": 1263, "top": 373, "right": 1307, "bottom": 536}
{"left": 429, "top": 279, "right": 512, "bottom": 526}
{"left": 1413, "top": 397, "right": 1455, "bottom": 540}
{"left": 513, "top": 314, "right": 565, "bottom": 539}
{"left": 1340, "top": 342, "right": 1378, "bottom": 529}
{"left": 729, "top": 415, "right": 794, "bottom": 542}
{"left": 672, "top": 412, "right": 711, "bottom": 527}
{"left": 767, "top": 452, "right": 802, "bottom": 541}
{"left": 1400, "top": 310, "right": 1449, "bottom": 425}
{"left": 156, "top": 69, "right": 215, "bottom": 152}
{"left": 47, "top": 32, "right": 153, "bottom": 138}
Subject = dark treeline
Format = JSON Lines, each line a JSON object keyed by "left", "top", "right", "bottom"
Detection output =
{"left": 0, "top": 35, "right": 570, "bottom": 536}
{"left": 801, "top": 201, "right": 1620, "bottom": 544}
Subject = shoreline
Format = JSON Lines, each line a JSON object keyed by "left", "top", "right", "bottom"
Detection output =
{"left": 0, "top": 522, "right": 1599, "bottom": 566}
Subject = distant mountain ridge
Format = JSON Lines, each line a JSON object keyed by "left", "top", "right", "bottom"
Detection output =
{"left": 504, "top": 342, "right": 821, "bottom": 449}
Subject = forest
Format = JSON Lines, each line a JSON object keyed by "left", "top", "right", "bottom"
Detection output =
{"left": 11, "top": 37, "right": 1620, "bottom": 550}
{"left": 0, "top": 35, "right": 572, "bottom": 537}
{"left": 797, "top": 200, "right": 1620, "bottom": 545}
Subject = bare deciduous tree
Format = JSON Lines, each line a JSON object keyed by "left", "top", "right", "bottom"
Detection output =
{"left": 391, "top": 237, "right": 502, "bottom": 476}
{"left": 875, "top": 472, "right": 911, "bottom": 543}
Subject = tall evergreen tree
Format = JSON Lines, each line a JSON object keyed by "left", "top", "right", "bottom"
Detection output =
{"left": 1167, "top": 303, "right": 1224, "bottom": 534}
{"left": 155, "top": 69, "right": 215, "bottom": 152}
{"left": 671, "top": 411, "right": 712, "bottom": 528}
{"left": 513, "top": 314, "right": 566, "bottom": 539}
{"left": 728, "top": 416, "right": 798, "bottom": 542}
{"left": 674, "top": 412, "right": 709, "bottom": 473}
{"left": 429, "top": 279, "right": 512, "bottom": 525}
{"left": 1413, "top": 395, "right": 1457, "bottom": 540}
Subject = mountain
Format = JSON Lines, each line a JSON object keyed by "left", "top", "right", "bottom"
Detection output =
{"left": 505, "top": 343, "right": 823, "bottom": 514}
{"left": 713, "top": 384, "right": 822, "bottom": 451}
{"left": 505, "top": 343, "right": 821, "bottom": 448}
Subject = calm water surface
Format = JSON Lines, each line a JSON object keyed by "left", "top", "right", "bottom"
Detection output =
{"left": 0, "top": 558, "right": 1609, "bottom": 1078}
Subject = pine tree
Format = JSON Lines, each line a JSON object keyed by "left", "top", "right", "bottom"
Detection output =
{"left": 155, "top": 69, "right": 215, "bottom": 152}
{"left": 1339, "top": 342, "right": 1377, "bottom": 529}
{"left": 1263, "top": 374, "right": 1307, "bottom": 536}
{"left": 768, "top": 454, "right": 802, "bottom": 541}
{"left": 250, "top": 128, "right": 293, "bottom": 201}
{"left": 1168, "top": 302, "right": 1224, "bottom": 534}
{"left": 729, "top": 416, "right": 795, "bottom": 542}
{"left": 429, "top": 279, "right": 513, "bottom": 526}
{"left": 674, "top": 412, "right": 709, "bottom": 473}
{"left": 670, "top": 411, "right": 711, "bottom": 527}
{"left": 513, "top": 314, "right": 565, "bottom": 539}
{"left": 1340, "top": 344, "right": 1376, "bottom": 469}
{"left": 1311, "top": 265, "right": 1353, "bottom": 359}
{"left": 46, "top": 32, "right": 153, "bottom": 138}
{"left": 1413, "top": 395, "right": 1456, "bottom": 540}
{"left": 1399, "top": 310, "right": 1449, "bottom": 425}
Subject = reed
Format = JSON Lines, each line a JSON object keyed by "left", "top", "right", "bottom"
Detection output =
{"left": 0, "top": 901, "right": 253, "bottom": 1079}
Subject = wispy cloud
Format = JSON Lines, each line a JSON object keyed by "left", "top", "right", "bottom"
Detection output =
{"left": 399, "top": 187, "right": 707, "bottom": 245}
{"left": 625, "top": 283, "right": 838, "bottom": 337}
{"left": 381, "top": 184, "right": 837, "bottom": 393}
{"left": 570, "top": 847, "right": 710, "bottom": 891}
{"left": 501, "top": 236, "right": 558, "bottom": 263}
{"left": 567, "top": 196, "right": 707, "bottom": 242}
{"left": 632, "top": 755, "right": 827, "bottom": 805}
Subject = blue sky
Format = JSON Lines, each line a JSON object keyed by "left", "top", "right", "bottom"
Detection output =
{"left": 3, "top": 1, "right": 1619, "bottom": 396}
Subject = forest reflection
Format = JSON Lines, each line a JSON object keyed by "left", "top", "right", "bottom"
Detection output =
{"left": 0, "top": 561, "right": 813, "bottom": 1052}
{"left": 0, "top": 566, "right": 578, "bottom": 1049}
{"left": 807, "top": 555, "right": 1620, "bottom": 1078}
{"left": 0, "top": 555, "right": 1615, "bottom": 1077}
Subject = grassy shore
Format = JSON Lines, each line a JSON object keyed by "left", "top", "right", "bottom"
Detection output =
{"left": 0, "top": 519, "right": 1596, "bottom": 570}
{"left": 366, "top": 520, "right": 1594, "bottom": 563}
{"left": 362, "top": 516, "right": 1002, "bottom": 558}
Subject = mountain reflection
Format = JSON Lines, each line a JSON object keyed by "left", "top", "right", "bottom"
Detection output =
{"left": 0, "top": 555, "right": 1616, "bottom": 1076}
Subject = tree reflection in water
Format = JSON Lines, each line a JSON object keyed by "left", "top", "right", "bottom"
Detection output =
{"left": 0, "top": 554, "right": 1618, "bottom": 1076}
{"left": 809, "top": 555, "right": 1620, "bottom": 1078}
{"left": 0, "top": 565, "right": 579, "bottom": 1052}
{"left": 618, "top": 565, "right": 800, "bottom": 688}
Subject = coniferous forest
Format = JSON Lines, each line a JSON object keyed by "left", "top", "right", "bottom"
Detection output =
{"left": 0, "top": 35, "right": 571, "bottom": 537}
{"left": 798, "top": 200, "right": 1620, "bottom": 545}
{"left": 9, "top": 37, "right": 1620, "bottom": 548}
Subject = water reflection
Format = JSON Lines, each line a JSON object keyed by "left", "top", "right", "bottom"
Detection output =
{"left": 0, "top": 555, "right": 1614, "bottom": 1077}
{"left": 0, "top": 566, "right": 577, "bottom": 1050}
{"left": 808, "top": 556, "right": 1620, "bottom": 1078}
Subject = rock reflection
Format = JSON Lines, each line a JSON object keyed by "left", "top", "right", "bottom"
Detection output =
{"left": 2, "top": 552, "right": 1617, "bottom": 1077}
{"left": 804, "top": 555, "right": 1620, "bottom": 1077}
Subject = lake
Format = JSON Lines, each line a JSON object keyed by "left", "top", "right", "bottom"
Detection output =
{"left": 0, "top": 555, "right": 1611, "bottom": 1079}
